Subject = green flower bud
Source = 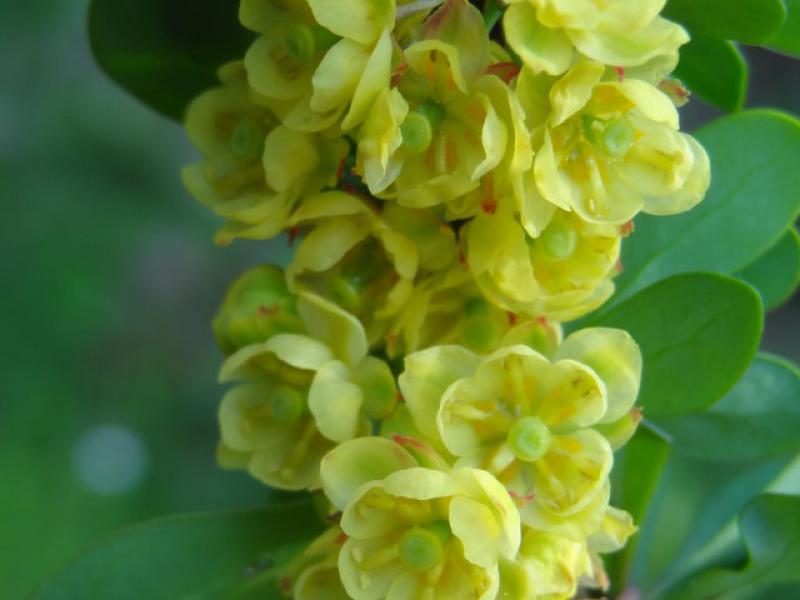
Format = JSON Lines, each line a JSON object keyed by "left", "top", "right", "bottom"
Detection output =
{"left": 464, "top": 298, "right": 504, "bottom": 352}
{"left": 213, "top": 265, "right": 303, "bottom": 355}
{"left": 352, "top": 357, "right": 397, "bottom": 420}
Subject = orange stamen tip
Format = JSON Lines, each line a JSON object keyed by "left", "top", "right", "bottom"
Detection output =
{"left": 614, "top": 66, "right": 625, "bottom": 81}
{"left": 487, "top": 62, "right": 521, "bottom": 83}
{"left": 620, "top": 220, "right": 635, "bottom": 237}
{"left": 258, "top": 304, "right": 280, "bottom": 317}
{"left": 509, "top": 490, "right": 536, "bottom": 505}
{"left": 481, "top": 199, "right": 498, "bottom": 215}
{"left": 392, "top": 433, "right": 426, "bottom": 450}
{"left": 391, "top": 61, "right": 408, "bottom": 87}
{"left": 279, "top": 576, "right": 293, "bottom": 593}
{"left": 507, "top": 312, "right": 518, "bottom": 326}
{"left": 335, "top": 532, "right": 349, "bottom": 545}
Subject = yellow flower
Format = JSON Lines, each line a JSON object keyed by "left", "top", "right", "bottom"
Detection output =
{"left": 517, "top": 60, "right": 711, "bottom": 225}
{"left": 355, "top": 1, "right": 529, "bottom": 212}
{"left": 182, "top": 61, "right": 284, "bottom": 241}
{"left": 499, "top": 484, "right": 635, "bottom": 599}
{"left": 504, "top": 0, "right": 688, "bottom": 76}
{"left": 217, "top": 291, "right": 396, "bottom": 489}
{"left": 286, "top": 191, "right": 419, "bottom": 346}
{"left": 212, "top": 264, "right": 304, "bottom": 355}
{"left": 320, "top": 437, "right": 520, "bottom": 600}
{"left": 294, "top": 528, "right": 350, "bottom": 600}
{"left": 182, "top": 61, "right": 347, "bottom": 244}
{"left": 218, "top": 332, "right": 338, "bottom": 490}
{"left": 241, "top": 0, "right": 395, "bottom": 131}
{"left": 399, "top": 327, "right": 641, "bottom": 525}
{"left": 466, "top": 205, "right": 620, "bottom": 321}
{"left": 388, "top": 265, "right": 563, "bottom": 357}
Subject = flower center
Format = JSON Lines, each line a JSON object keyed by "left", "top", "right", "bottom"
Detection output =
{"left": 399, "top": 521, "right": 450, "bottom": 571}
{"left": 269, "top": 384, "right": 306, "bottom": 423}
{"left": 282, "top": 24, "right": 339, "bottom": 65}
{"left": 401, "top": 101, "right": 446, "bottom": 154}
{"left": 507, "top": 416, "right": 551, "bottom": 462}
{"left": 599, "top": 117, "right": 634, "bottom": 158}
{"left": 537, "top": 220, "right": 578, "bottom": 259}
{"left": 229, "top": 117, "right": 264, "bottom": 161}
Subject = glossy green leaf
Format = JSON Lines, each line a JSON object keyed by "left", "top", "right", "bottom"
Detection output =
{"left": 664, "top": 0, "right": 786, "bottom": 44}
{"left": 606, "top": 111, "right": 800, "bottom": 311}
{"left": 736, "top": 228, "right": 800, "bottom": 311}
{"left": 674, "top": 34, "right": 747, "bottom": 112}
{"left": 606, "top": 428, "right": 671, "bottom": 596}
{"left": 657, "top": 354, "right": 800, "bottom": 462}
{"left": 663, "top": 494, "right": 800, "bottom": 599}
{"left": 767, "top": 0, "right": 800, "bottom": 57}
{"left": 588, "top": 273, "right": 763, "bottom": 417}
{"left": 34, "top": 500, "right": 324, "bottom": 600}
{"left": 630, "top": 453, "right": 794, "bottom": 594}
{"left": 89, "top": 0, "right": 252, "bottom": 120}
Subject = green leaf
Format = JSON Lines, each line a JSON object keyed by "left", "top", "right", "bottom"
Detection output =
{"left": 663, "top": 0, "right": 787, "bottom": 44}
{"left": 767, "top": 0, "right": 800, "bottom": 57}
{"left": 606, "top": 111, "right": 800, "bottom": 310}
{"left": 674, "top": 34, "right": 747, "bottom": 112}
{"left": 588, "top": 273, "right": 763, "bottom": 417}
{"left": 89, "top": 0, "right": 252, "bottom": 120}
{"left": 663, "top": 494, "right": 800, "bottom": 599}
{"left": 736, "top": 228, "right": 800, "bottom": 311}
{"left": 34, "top": 500, "right": 324, "bottom": 600}
{"left": 605, "top": 428, "right": 671, "bottom": 595}
{"left": 657, "top": 354, "right": 800, "bottom": 462}
{"left": 630, "top": 454, "right": 795, "bottom": 593}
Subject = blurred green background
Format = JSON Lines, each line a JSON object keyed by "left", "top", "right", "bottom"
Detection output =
{"left": 0, "top": 3, "right": 797, "bottom": 598}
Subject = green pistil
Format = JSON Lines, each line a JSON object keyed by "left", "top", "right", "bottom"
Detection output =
{"left": 399, "top": 521, "right": 451, "bottom": 571}
{"left": 229, "top": 117, "right": 264, "bottom": 161}
{"left": 507, "top": 416, "right": 551, "bottom": 462}
{"left": 600, "top": 117, "right": 634, "bottom": 158}
{"left": 401, "top": 101, "right": 446, "bottom": 154}
{"left": 538, "top": 220, "right": 578, "bottom": 260}
{"left": 269, "top": 384, "right": 306, "bottom": 423}
{"left": 282, "top": 24, "right": 338, "bottom": 66}
{"left": 331, "top": 275, "right": 364, "bottom": 313}
{"left": 401, "top": 112, "right": 434, "bottom": 154}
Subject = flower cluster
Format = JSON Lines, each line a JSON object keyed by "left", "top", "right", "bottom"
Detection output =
{"left": 184, "top": 1, "right": 708, "bottom": 598}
